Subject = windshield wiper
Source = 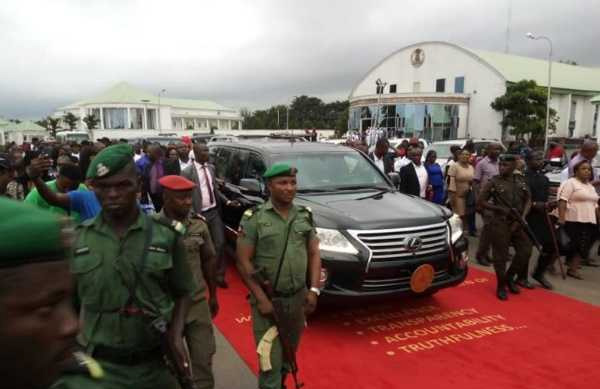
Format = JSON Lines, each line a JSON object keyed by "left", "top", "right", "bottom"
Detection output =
{"left": 356, "top": 187, "right": 391, "bottom": 200}
{"left": 334, "top": 185, "right": 389, "bottom": 191}
{"left": 296, "top": 188, "right": 332, "bottom": 193}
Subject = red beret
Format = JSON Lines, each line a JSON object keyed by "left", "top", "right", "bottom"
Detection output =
{"left": 159, "top": 175, "right": 196, "bottom": 191}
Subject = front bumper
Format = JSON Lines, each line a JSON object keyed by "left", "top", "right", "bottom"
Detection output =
{"left": 319, "top": 236, "right": 469, "bottom": 301}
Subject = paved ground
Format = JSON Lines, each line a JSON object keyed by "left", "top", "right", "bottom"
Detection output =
{"left": 212, "top": 222, "right": 600, "bottom": 389}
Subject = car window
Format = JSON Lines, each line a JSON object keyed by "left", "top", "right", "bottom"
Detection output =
{"left": 274, "top": 151, "right": 389, "bottom": 191}
{"left": 244, "top": 152, "right": 267, "bottom": 180}
{"left": 213, "top": 148, "right": 231, "bottom": 179}
{"left": 224, "top": 149, "right": 247, "bottom": 185}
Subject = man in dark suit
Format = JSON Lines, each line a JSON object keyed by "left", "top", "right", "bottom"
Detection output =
{"left": 182, "top": 143, "right": 239, "bottom": 288}
{"left": 368, "top": 138, "right": 395, "bottom": 174}
{"left": 399, "top": 147, "right": 428, "bottom": 198}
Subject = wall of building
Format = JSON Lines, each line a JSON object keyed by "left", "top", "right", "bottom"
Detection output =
{"left": 350, "top": 42, "right": 507, "bottom": 140}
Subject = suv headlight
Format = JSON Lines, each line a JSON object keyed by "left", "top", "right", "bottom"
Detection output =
{"left": 448, "top": 214, "right": 463, "bottom": 244}
{"left": 316, "top": 228, "right": 358, "bottom": 254}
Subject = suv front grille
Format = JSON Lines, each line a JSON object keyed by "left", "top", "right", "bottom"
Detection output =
{"left": 361, "top": 270, "right": 450, "bottom": 291}
{"left": 348, "top": 222, "right": 448, "bottom": 263}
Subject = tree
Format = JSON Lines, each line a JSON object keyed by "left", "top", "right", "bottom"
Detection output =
{"left": 83, "top": 114, "right": 100, "bottom": 131}
{"left": 491, "top": 79, "right": 558, "bottom": 144}
{"left": 559, "top": 59, "right": 578, "bottom": 66}
{"left": 63, "top": 112, "right": 79, "bottom": 130}
{"left": 36, "top": 116, "right": 61, "bottom": 138}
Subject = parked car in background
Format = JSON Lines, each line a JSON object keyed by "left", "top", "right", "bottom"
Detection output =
{"left": 424, "top": 138, "right": 505, "bottom": 173}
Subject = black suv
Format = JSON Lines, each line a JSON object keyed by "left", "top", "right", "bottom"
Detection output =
{"left": 210, "top": 140, "right": 468, "bottom": 299}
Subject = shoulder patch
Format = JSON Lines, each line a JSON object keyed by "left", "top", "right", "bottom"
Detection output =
{"left": 152, "top": 214, "right": 187, "bottom": 235}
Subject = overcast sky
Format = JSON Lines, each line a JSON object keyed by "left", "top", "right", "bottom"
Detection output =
{"left": 1, "top": 0, "right": 599, "bottom": 119}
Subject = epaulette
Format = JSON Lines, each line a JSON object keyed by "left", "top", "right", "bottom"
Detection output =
{"left": 242, "top": 206, "right": 258, "bottom": 219}
{"left": 299, "top": 205, "right": 314, "bottom": 225}
{"left": 152, "top": 214, "right": 187, "bottom": 235}
{"left": 191, "top": 212, "right": 207, "bottom": 222}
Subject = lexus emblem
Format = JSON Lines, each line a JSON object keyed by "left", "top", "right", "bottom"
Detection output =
{"left": 405, "top": 236, "right": 423, "bottom": 252}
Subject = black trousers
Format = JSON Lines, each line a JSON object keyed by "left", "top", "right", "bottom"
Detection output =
{"left": 202, "top": 207, "right": 226, "bottom": 280}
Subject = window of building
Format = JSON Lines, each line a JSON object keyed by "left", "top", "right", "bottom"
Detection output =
{"left": 102, "top": 108, "right": 127, "bottom": 129}
{"left": 435, "top": 79, "right": 446, "bottom": 93}
{"left": 184, "top": 118, "right": 195, "bottom": 130}
{"left": 130, "top": 108, "right": 143, "bottom": 129}
{"left": 454, "top": 77, "right": 465, "bottom": 93}
{"left": 209, "top": 119, "right": 218, "bottom": 130}
{"left": 389, "top": 84, "right": 397, "bottom": 93}
{"left": 146, "top": 109, "right": 156, "bottom": 129}
{"left": 413, "top": 82, "right": 421, "bottom": 93}
{"left": 231, "top": 120, "right": 240, "bottom": 130}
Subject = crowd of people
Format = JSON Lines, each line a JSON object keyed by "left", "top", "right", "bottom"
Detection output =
{"left": 1, "top": 132, "right": 599, "bottom": 388}
{"left": 347, "top": 134, "right": 600, "bottom": 300}
{"left": 1, "top": 136, "right": 322, "bottom": 389}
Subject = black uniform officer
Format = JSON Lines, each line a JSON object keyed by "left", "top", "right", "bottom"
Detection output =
{"left": 477, "top": 154, "right": 533, "bottom": 300}
{"left": 523, "top": 151, "right": 556, "bottom": 289}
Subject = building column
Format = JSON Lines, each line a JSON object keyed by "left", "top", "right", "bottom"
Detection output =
{"left": 127, "top": 108, "right": 131, "bottom": 130}
{"left": 99, "top": 107, "right": 104, "bottom": 130}
{"left": 239, "top": 120, "right": 243, "bottom": 130}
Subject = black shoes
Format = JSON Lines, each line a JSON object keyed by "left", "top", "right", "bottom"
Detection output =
{"left": 217, "top": 279, "right": 229, "bottom": 289}
{"left": 476, "top": 256, "right": 491, "bottom": 267}
{"left": 506, "top": 277, "right": 520, "bottom": 294}
{"left": 533, "top": 273, "right": 553, "bottom": 290}
{"left": 496, "top": 286, "right": 508, "bottom": 301}
{"left": 516, "top": 278, "right": 535, "bottom": 289}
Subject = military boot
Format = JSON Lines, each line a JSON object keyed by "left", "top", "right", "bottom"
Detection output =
{"left": 506, "top": 273, "right": 520, "bottom": 294}
{"left": 494, "top": 263, "right": 508, "bottom": 301}
{"left": 533, "top": 253, "right": 554, "bottom": 290}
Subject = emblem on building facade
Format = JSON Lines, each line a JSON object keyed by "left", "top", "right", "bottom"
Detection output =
{"left": 411, "top": 48, "right": 425, "bottom": 67}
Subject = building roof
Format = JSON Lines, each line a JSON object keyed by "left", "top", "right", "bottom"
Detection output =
{"left": 469, "top": 49, "right": 600, "bottom": 93}
{"left": 350, "top": 41, "right": 600, "bottom": 98}
{"left": 591, "top": 94, "right": 600, "bottom": 104}
{"left": 61, "top": 82, "right": 237, "bottom": 112}
{"left": 0, "top": 119, "right": 46, "bottom": 133}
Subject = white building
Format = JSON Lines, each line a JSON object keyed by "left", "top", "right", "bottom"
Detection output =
{"left": 55, "top": 82, "right": 243, "bottom": 140}
{"left": 0, "top": 119, "right": 47, "bottom": 145}
{"left": 349, "top": 41, "right": 600, "bottom": 142}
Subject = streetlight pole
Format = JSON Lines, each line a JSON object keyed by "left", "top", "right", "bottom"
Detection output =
{"left": 158, "top": 88, "right": 166, "bottom": 133}
{"left": 375, "top": 78, "right": 387, "bottom": 135}
{"left": 526, "top": 32, "right": 553, "bottom": 153}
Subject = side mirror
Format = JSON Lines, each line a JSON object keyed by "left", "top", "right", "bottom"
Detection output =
{"left": 240, "top": 178, "right": 262, "bottom": 193}
{"left": 388, "top": 172, "right": 400, "bottom": 188}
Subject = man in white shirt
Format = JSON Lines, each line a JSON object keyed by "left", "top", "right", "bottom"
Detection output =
{"left": 177, "top": 142, "right": 192, "bottom": 171}
{"left": 182, "top": 143, "right": 240, "bottom": 288}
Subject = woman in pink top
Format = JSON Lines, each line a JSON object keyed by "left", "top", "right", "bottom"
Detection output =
{"left": 557, "top": 160, "right": 600, "bottom": 279}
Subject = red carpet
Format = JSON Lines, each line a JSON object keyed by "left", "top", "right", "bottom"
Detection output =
{"left": 214, "top": 268, "right": 600, "bottom": 388}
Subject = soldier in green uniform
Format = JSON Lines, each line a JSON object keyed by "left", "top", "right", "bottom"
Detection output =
{"left": 65, "top": 144, "right": 196, "bottom": 389}
{"left": 236, "top": 163, "right": 322, "bottom": 389}
{"left": 477, "top": 154, "right": 532, "bottom": 301}
{"left": 0, "top": 197, "right": 103, "bottom": 389}
{"left": 158, "top": 174, "right": 219, "bottom": 389}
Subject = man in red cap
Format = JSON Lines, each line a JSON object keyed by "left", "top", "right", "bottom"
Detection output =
{"left": 158, "top": 175, "right": 219, "bottom": 389}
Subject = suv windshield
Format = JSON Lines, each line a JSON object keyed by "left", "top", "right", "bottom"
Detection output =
{"left": 273, "top": 151, "right": 390, "bottom": 191}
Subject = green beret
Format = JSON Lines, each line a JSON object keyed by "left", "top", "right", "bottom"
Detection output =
{"left": 86, "top": 143, "right": 134, "bottom": 179}
{"left": 499, "top": 154, "right": 517, "bottom": 162}
{"left": 263, "top": 163, "right": 297, "bottom": 179}
{"left": 0, "top": 197, "right": 69, "bottom": 268}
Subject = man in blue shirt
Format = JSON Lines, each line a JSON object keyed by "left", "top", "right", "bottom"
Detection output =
{"left": 27, "top": 157, "right": 102, "bottom": 221}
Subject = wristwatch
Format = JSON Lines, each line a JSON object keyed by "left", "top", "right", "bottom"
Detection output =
{"left": 309, "top": 287, "right": 321, "bottom": 296}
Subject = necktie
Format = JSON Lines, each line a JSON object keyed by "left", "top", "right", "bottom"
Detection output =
{"left": 202, "top": 164, "right": 215, "bottom": 204}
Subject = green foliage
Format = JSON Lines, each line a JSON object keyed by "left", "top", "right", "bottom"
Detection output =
{"left": 63, "top": 112, "right": 79, "bottom": 130}
{"left": 36, "top": 116, "right": 61, "bottom": 137}
{"left": 83, "top": 114, "right": 100, "bottom": 131}
{"left": 491, "top": 79, "right": 558, "bottom": 143}
{"left": 243, "top": 96, "right": 349, "bottom": 132}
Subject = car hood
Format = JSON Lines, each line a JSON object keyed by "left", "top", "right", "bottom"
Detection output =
{"left": 296, "top": 190, "right": 450, "bottom": 230}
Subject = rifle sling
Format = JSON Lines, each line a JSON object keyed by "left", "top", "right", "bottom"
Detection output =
{"left": 272, "top": 213, "right": 298, "bottom": 294}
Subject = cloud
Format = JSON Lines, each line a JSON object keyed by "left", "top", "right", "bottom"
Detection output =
{"left": 0, "top": 0, "right": 598, "bottom": 118}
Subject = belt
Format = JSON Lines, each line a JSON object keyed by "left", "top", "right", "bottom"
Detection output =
{"left": 273, "top": 286, "right": 305, "bottom": 298}
{"left": 92, "top": 345, "right": 162, "bottom": 366}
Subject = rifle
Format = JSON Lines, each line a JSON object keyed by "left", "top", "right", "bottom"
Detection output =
{"left": 151, "top": 317, "right": 198, "bottom": 389}
{"left": 491, "top": 191, "right": 543, "bottom": 252}
{"left": 252, "top": 267, "right": 304, "bottom": 389}
{"left": 544, "top": 211, "right": 567, "bottom": 280}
